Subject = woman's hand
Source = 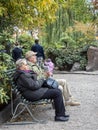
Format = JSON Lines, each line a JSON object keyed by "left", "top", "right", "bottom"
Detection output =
{"left": 44, "top": 71, "right": 51, "bottom": 78}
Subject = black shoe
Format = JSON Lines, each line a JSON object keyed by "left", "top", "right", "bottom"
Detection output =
{"left": 64, "top": 114, "right": 70, "bottom": 118}
{"left": 55, "top": 116, "right": 69, "bottom": 122}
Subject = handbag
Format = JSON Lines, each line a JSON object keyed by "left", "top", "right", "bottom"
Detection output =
{"left": 44, "top": 77, "right": 59, "bottom": 89}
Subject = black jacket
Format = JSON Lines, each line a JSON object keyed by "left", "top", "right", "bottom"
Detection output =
{"left": 12, "top": 47, "right": 23, "bottom": 61}
{"left": 31, "top": 43, "right": 45, "bottom": 59}
{"left": 13, "top": 70, "right": 48, "bottom": 101}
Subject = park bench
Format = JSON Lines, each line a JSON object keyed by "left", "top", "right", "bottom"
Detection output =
{"left": 4, "top": 68, "right": 52, "bottom": 124}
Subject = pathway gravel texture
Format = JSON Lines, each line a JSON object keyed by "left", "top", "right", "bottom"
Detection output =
{"left": 0, "top": 72, "right": 98, "bottom": 130}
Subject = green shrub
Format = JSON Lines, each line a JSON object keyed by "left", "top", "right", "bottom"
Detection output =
{"left": 0, "top": 52, "right": 15, "bottom": 104}
{"left": 18, "top": 34, "right": 34, "bottom": 52}
{"left": 0, "top": 88, "right": 10, "bottom": 104}
{"left": 46, "top": 46, "right": 87, "bottom": 71}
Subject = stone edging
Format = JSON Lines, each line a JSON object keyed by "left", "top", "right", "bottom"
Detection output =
{"left": 54, "top": 70, "right": 98, "bottom": 75}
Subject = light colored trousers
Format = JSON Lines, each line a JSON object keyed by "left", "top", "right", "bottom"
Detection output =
{"left": 56, "top": 79, "right": 72, "bottom": 102}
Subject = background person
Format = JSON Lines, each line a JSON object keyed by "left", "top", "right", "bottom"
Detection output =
{"left": 12, "top": 42, "right": 23, "bottom": 61}
{"left": 44, "top": 58, "right": 54, "bottom": 76}
{"left": 31, "top": 39, "right": 45, "bottom": 66}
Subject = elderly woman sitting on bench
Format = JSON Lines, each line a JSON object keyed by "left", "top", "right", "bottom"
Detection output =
{"left": 13, "top": 59, "right": 69, "bottom": 122}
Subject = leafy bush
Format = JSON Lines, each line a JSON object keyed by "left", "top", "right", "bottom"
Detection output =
{"left": 45, "top": 47, "right": 60, "bottom": 64}
{"left": 0, "top": 52, "right": 15, "bottom": 104}
{"left": 46, "top": 45, "right": 88, "bottom": 71}
{"left": 18, "top": 34, "right": 34, "bottom": 52}
{"left": 60, "top": 35, "right": 76, "bottom": 48}
{"left": 0, "top": 88, "right": 9, "bottom": 104}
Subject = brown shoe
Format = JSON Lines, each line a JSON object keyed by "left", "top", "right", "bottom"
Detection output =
{"left": 65, "top": 100, "right": 80, "bottom": 106}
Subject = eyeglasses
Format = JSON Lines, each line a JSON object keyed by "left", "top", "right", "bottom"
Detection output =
{"left": 32, "top": 54, "right": 36, "bottom": 56}
{"left": 23, "top": 63, "right": 28, "bottom": 66}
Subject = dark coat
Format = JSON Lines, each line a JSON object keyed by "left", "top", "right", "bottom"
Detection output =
{"left": 12, "top": 47, "right": 23, "bottom": 61}
{"left": 13, "top": 70, "right": 48, "bottom": 101}
{"left": 31, "top": 43, "right": 45, "bottom": 59}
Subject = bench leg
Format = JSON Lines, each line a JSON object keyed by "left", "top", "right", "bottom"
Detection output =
{"left": 10, "top": 102, "right": 46, "bottom": 123}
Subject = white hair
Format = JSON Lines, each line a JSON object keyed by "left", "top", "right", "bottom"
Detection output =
{"left": 16, "top": 59, "right": 27, "bottom": 69}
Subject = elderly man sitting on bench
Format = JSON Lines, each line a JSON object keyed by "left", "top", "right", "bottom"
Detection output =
{"left": 25, "top": 51, "right": 80, "bottom": 106}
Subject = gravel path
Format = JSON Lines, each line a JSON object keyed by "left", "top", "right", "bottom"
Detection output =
{"left": 0, "top": 73, "right": 98, "bottom": 130}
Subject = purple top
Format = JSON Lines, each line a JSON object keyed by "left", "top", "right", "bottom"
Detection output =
{"left": 44, "top": 59, "right": 54, "bottom": 74}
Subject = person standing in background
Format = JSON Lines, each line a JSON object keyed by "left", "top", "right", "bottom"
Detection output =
{"left": 12, "top": 42, "right": 23, "bottom": 62}
{"left": 31, "top": 39, "right": 45, "bottom": 66}
{"left": 44, "top": 58, "right": 54, "bottom": 76}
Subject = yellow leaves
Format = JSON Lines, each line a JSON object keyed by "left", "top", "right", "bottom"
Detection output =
{"left": 0, "top": 88, "right": 9, "bottom": 104}
{"left": 31, "top": 0, "right": 58, "bottom": 25}
{"left": 36, "top": 0, "right": 58, "bottom": 19}
{"left": 67, "top": 21, "right": 94, "bottom": 35}
{"left": 41, "top": 0, "right": 50, "bottom": 7}
{"left": 66, "top": 21, "right": 95, "bottom": 42}
{"left": 74, "top": 21, "right": 94, "bottom": 35}
{"left": 0, "top": 0, "right": 65, "bottom": 29}
{"left": 0, "top": 5, "right": 6, "bottom": 16}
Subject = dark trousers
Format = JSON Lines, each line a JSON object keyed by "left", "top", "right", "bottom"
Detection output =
{"left": 41, "top": 89, "right": 65, "bottom": 117}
